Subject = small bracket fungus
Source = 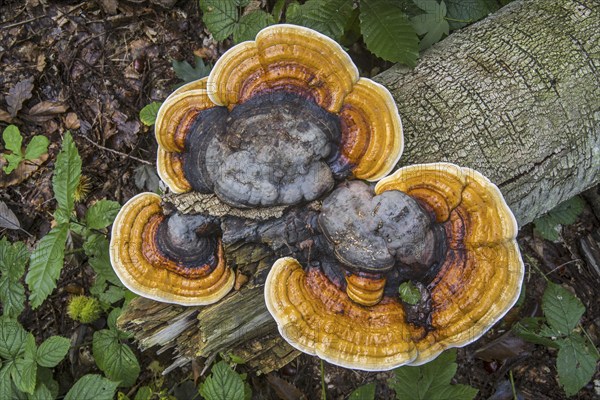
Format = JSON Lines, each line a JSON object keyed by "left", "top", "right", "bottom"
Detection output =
{"left": 155, "top": 24, "right": 403, "bottom": 208}
{"left": 109, "top": 193, "right": 234, "bottom": 305}
{"left": 264, "top": 163, "right": 524, "bottom": 371}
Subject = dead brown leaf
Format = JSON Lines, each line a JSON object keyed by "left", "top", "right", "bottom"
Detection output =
{"left": 266, "top": 374, "right": 307, "bottom": 400}
{"left": 97, "top": 0, "right": 118, "bottom": 14}
{"left": 6, "top": 78, "right": 34, "bottom": 117}
{"left": 36, "top": 54, "right": 47, "bottom": 72}
{"left": 64, "top": 112, "right": 81, "bottom": 130}
{"left": 28, "top": 101, "right": 69, "bottom": 119}
{"left": 0, "top": 109, "right": 14, "bottom": 123}
{"left": 0, "top": 152, "right": 49, "bottom": 188}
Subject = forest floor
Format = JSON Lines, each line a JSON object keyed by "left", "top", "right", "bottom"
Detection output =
{"left": 0, "top": 1, "right": 599, "bottom": 399}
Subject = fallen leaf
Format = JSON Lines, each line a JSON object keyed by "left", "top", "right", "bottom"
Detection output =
{"left": 64, "top": 112, "right": 81, "bottom": 130}
{"left": 26, "top": 101, "right": 69, "bottom": 122}
{"left": 6, "top": 78, "right": 34, "bottom": 117}
{"left": 36, "top": 54, "right": 46, "bottom": 72}
{"left": 475, "top": 331, "right": 533, "bottom": 362}
{"left": 98, "top": 0, "right": 118, "bottom": 14}
{"left": 0, "top": 109, "right": 14, "bottom": 123}
{"left": 134, "top": 164, "right": 159, "bottom": 192}
{"left": 266, "top": 374, "right": 307, "bottom": 400}
{"left": 0, "top": 201, "right": 21, "bottom": 230}
{"left": 0, "top": 152, "right": 49, "bottom": 188}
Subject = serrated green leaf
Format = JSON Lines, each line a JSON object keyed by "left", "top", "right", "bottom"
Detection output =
{"left": 542, "top": 282, "right": 585, "bottom": 336}
{"left": 0, "top": 364, "right": 17, "bottom": 400}
{"left": 513, "top": 317, "right": 560, "bottom": 348}
{"left": 556, "top": 336, "right": 598, "bottom": 397}
{"left": 0, "top": 276, "right": 26, "bottom": 318}
{"left": 389, "top": 349, "right": 477, "bottom": 400}
{"left": 398, "top": 281, "right": 421, "bottom": 305}
{"left": 171, "top": 57, "right": 213, "bottom": 85}
{"left": 199, "top": 361, "right": 246, "bottom": 400}
{"left": 359, "top": 0, "right": 419, "bottom": 65}
{"left": 28, "top": 382, "right": 53, "bottom": 400}
{"left": 349, "top": 382, "right": 375, "bottom": 400}
{"left": 24, "top": 136, "right": 49, "bottom": 161}
{"left": 0, "top": 238, "right": 29, "bottom": 278}
{"left": 200, "top": 0, "right": 240, "bottom": 41}
{"left": 133, "top": 386, "right": 152, "bottom": 400}
{"left": 139, "top": 102, "right": 162, "bottom": 127}
{"left": 85, "top": 200, "right": 121, "bottom": 230}
{"left": 12, "top": 356, "right": 37, "bottom": 394}
{"left": 445, "top": 0, "right": 498, "bottom": 29}
{"left": 286, "top": 0, "right": 354, "bottom": 40}
{"left": 26, "top": 224, "right": 69, "bottom": 309}
{"left": 64, "top": 374, "right": 119, "bottom": 400}
{"left": 549, "top": 196, "right": 585, "bottom": 225}
{"left": 0, "top": 319, "right": 28, "bottom": 359}
{"left": 2, "top": 153, "right": 24, "bottom": 174}
{"left": 533, "top": 215, "right": 560, "bottom": 241}
{"left": 52, "top": 132, "right": 81, "bottom": 224}
{"left": 98, "top": 285, "right": 125, "bottom": 305}
{"left": 3, "top": 125, "right": 23, "bottom": 156}
{"left": 84, "top": 234, "right": 121, "bottom": 286}
{"left": 93, "top": 330, "right": 140, "bottom": 387}
{"left": 36, "top": 336, "right": 70, "bottom": 368}
{"left": 411, "top": 0, "right": 449, "bottom": 50}
{"left": 233, "top": 10, "right": 275, "bottom": 43}
{"left": 36, "top": 367, "right": 59, "bottom": 399}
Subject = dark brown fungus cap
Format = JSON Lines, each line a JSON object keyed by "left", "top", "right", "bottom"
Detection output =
{"left": 109, "top": 193, "right": 234, "bottom": 305}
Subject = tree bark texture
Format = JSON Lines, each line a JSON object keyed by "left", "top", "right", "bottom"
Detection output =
{"left": 118, "top": 0, "right": 600, "bottom": 372}
{"left": 375, "top": 0, "right": 600, "bottom": 226}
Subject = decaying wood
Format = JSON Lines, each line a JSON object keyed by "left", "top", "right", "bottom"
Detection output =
{"left": 118, "top": 0, "right": 600, "bottom": 373}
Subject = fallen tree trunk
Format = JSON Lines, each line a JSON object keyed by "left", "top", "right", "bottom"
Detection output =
{"left": 118, "top": 0, "right": 600, "bottom": 373}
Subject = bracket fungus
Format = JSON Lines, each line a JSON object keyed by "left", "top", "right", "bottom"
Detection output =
{"left": 155, "top": 24, "right": 403, "bottom": 208}
{"left": 264, "top": 163, "right": 524, "bottom": 371}
{"left": 109, "top": 193, "right": 234, "bottom": 305}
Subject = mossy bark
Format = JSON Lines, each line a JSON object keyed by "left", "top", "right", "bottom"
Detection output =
{"left": 118, "top": 0, "right": 600, "bottom": 373}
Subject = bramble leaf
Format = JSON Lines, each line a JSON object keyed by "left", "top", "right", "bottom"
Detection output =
{"left": 26, "top": 224, "right": 69, "bottom": 309}
{"left": 12, "top": 355, "right": 37, "bottom": 394}
{"left": 349, "top": 382, "right": 375, "bottom": 400}
{"left": 199, "top": 0, "right": 240, "bottom": 41}
{"left": 171, "top": 57, "right": 212, "bottom": 85}
{"left": 233, "top": 10, "right": 275, "bottom": 43}
{"left": 359, "top": 0, "right": 419, "bottom": 65}
{"left": 199, "top": 361, "right": 246, "bottom": 400}
{"left": 388, "top": 349, "right": 477, "bottom": 400}
{"left": 24, "top": 135, "right": 49, "bottom": 161}
{"left": 85, "top": 200, "right": 121, "bottom": 230}
{"left": 411, "top": 0, "right": 449, "bottom": 50}
{"left": 556, "top": 336, "right": 598, "bottom": 396}
{"left": 0, "top": 319, "right": 28, "bottom": 359}
{"left": 542, "top": 282, "right": 585, "bottom": 336}
{"left": 52, "top": 132, "right": 81, "bottom": 224}
{"left": 139, "top": 102, "right": 162, "bottom": 127}
{"left": 64, "top": 374, "right": 119, "bottom": 400}
{"left": 286, "top": 0, "right": 354, "bottom": 41}
{"left": 36, "top": 336, "right": 70, "bottom": 368}
{"left": 93, "top": 329, "right": 140, "bottom": 387}
{"left": 533, "top": 196, "right": 585, "bottom": 241}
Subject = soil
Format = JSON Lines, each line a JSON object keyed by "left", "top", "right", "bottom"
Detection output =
{"left": 0, "top": 1, "right": 599, "bottom": 399}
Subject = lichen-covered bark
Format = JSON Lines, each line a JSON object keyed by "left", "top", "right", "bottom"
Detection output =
{"left": 119, "top": 0, "right": 600, "bottom": 371}
{"left": 375, "top": 0, "right": 600, "bottom": 226}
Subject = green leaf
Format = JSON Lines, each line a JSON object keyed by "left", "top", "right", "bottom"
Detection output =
{"left": 92, "top": 330, "right": 140, "bottom": 387}
{"left": 233, "top": 10, "right": 275, "bottom": 43}
{"left": 0, "top": 364, "right": 17, "bottom": 400}
{"left": 513, "top": 318, "right": 559, "bottom": 349}
{"left": 3, "top": 125, "right": 23, "bottom": 156}
{"left": 286, "top": 0, "right": 354, "bottom": 41}
{"left": 411, "top": 0, "right": 449, "bottom": 50}
{"left": 533, "top": 196, "right": 585, "bottom": 241}
{"left": 389, "top": 349, "right": 477, "bottom": 400}
{"left": 133, "top": 386, "right": 153, "bottom": 400}
{"left": 139, "top": 102, "right": 162, "bottom": 127}
{"left": 556, "top": 336, "right": 598, "bottom": 397}
{"left": 542, "top": 282, "right": 585, "bottom": 336}
{"left": 0, "top": 239, "right": 29, "bottom": 318}
{"left": 0, "top": 319, "right": 28, "bottom": 359}
{"left": 359, "top": 0, "right": 419, "bottom": 65}
{"left": 445, "top": 0, "right": 498, "bottom": 29}
{"left": 2, "top": 153, "right": 24, "bottom": 174}
{"left": 52, "top": 132, "right": 81, "bottom": 224}
{"left": 171, "top": 57, "right": 213, "bottom": 85}
{"left": 0, "top": 276, "right": 26, "bottom": 318}
{"left": 398, "top": 281, "right": 421, "bottom": 305}
{"left": 349, "top": 382, "right": 375, "bottom": 400}
{"left": 12, "top": 356, "right": 37, "bottom": 394}
{"left": 84, "top": 234, "right": 121, "bottom": 286}
{"left": 85, "top": 200, "right": 121, "bottom": 230}
{"left": 199, "top": 0, "right": 240, "bottom": 41}
{"left": 199, "top": 361, "right": 246, "bottom": 400}
{"left": 26, "top": 224, "right": 69, "bottom": 309}
{"left": 24, "top": 136, "right": 49, "bottom": 161}
{"left": 27, "top": 383, "right": 53, "bottom": 400}
{"left": 36, "top": 336, "right": 70, "bottom": 368}
{"left": 533, "top": 215, "right": 560, "bottom": 241}
{"left": 272, "top": 0, "right": 286, "bottom": 22}
{"left": 36, "top": 367, "right": 59, "bottom": 399}
{"left": 64, "top": 374, "right": 119, "bottom": 400}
